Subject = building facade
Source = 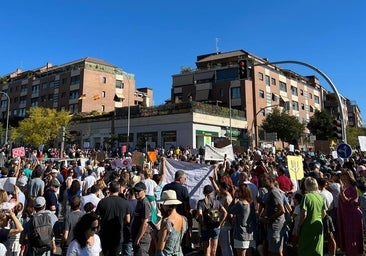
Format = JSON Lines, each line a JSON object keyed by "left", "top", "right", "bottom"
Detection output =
{"left": 171, "top": 50, "right": 337, "bottom": 147}
{"left": 0, "top": 57, "right": 153, "bottom": 122}
{"left": 69, "top": 102, "right": 247, "bottom": 151}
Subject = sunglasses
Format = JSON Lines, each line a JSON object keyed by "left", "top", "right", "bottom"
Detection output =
{"left": 90, "top": 226, "right": 99, "bottom": 231}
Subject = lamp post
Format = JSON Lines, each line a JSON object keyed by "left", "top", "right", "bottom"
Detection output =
{"left": 229, "top": 85, "right": 232, "bottom": 144}
{"left": 0, "top": 92, "right": 10, "bottom": 145}
{"left": 251, "top": 104, "right": 281, "bottom": 149}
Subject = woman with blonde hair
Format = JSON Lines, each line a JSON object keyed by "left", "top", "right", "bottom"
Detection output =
{"left": 142, "top": 167, "right": 158, "bottom": 224}
{"left": 338, "top": 168, "right": 363, "bottom": 256}
{"left": 298, "top": 176, "right": 326, "bottom": 256}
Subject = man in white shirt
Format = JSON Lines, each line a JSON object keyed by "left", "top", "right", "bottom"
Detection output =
{"left": 82, "top": 167, "right": 97, "bottom": 195}
{"left": 80, "top": 184, "right": 101, "bottom": 212}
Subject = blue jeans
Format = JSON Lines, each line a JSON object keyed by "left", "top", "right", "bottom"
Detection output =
{"left": 122, "top": 242, "right": 133, "bottom": 256}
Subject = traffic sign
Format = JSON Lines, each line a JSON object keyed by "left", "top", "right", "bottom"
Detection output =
{"left": 336, "top": 143, "right": 352, "bottom": 158}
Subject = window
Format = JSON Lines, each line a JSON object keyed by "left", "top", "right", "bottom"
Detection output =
{"left": 116, "top": 80, "right": 124, "bottom": 89}
{"left": 20, "top": 96, "right": 26, "bottom": 104}
{"left": 219, "top": 88, "right": 224, "bottom": 97}
{"left": 310, "top": 106, "right": 314, "bottom": 112}
{"left": 231, "top": 87, "right": 240, "bottom": 99}
{"left": 19, "top": 108, "right": 26, "bottom": 117}
{"left": 62, "top": 78, "right": 67, "bottom": 85}
{"left": 21, "top": 85, "right": 27, "bottom": 93}
{"left": 31, "top": 98, "right": 39, "bottom": 107}
{"left": 301, "top": 103, "right": 305, "bottom": 110}
{"left": 265, "top": 75, "right": 270, "bottom": 86}
{"left": 41, "top": 83, "right": 48, "bottom": 90}
{"left": 102, "top": 91, "right": 106, "bottom": 98}
{"left": 31, "top": 85, "right": 39, "bottom": 94}
{"left": 314, "top": 95, "right": 320, "bottom": 104}
{"left": 216, "top": 68, "right": 238, "bottom": 81}
{"left": 309, "top": 93, "right": 312, "bottom": 99}
{"left": 101, "top": 105, "right": 105, "bottom": 112}
{"left": 49, "top": 81, "right": 55, "bottom": 88}
{"left": 0, "top": 100, "right": 7, "bottom": 108}
{"left": 258, "top": 72, "right": 264, "bottom": 80}
{"left": 259, "top": 90, "right": 265, "bottom": 98}
{"left": 300, "top": 89, "right": 304, "bottom": 96}
{"left": 291, "top": 86, "right": 298, "bottom": 96}
{"left": 292, "top": 101, "right": 299, "bottom": 111}
{"left": 271, "top": 78, "right": 276, "bottom": 85}
{"left": 102, "top": 77, "right": 107, "bottom": 84}
{"left": 272, "top": 93, "right": 278, "bottom": 101}
{"left": 279, "top": 81, "right": 287, "bottom": 92}
{"left": 70, "top": 75, "right": 80, "bottom": 85}
{"left": 69, "top": 90, "right": 79, "bottom": 99}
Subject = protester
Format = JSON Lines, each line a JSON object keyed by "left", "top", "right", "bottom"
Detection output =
{"left": 156, "top": 190, "right": 188, "bottom": 256}
{"left": 228, "top": 183, "right": 256, "bottom": 256}
{"left": 95, "top": 181, "right": 130, "bottom": 256}
{"left": 196, "top": 184, "right": 227, "bottom": 256}
{"left": 66, "top": 212, "right": 102, "bottom": 256}
{"left": 298, "top": 177, "right": 326, "bottom": 256}
{"left": 338, "top": 168, "right": 364, "bottom": 256}
{"left": 130, "top": 181, "right": 152, "bottom": 256}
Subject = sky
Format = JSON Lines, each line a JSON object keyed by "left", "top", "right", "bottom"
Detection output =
{"left": 1, "top": 1, "right": 366, "bottom": 124}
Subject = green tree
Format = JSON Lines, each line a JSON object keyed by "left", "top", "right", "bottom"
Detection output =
{"left": 11, "top": 107, "right": 72, "bottom": 146}
{"left": 346, "top": 126, "right": 366, "bottom": 148}
{"left": 307, "top": 109, "right": 335, "bottom": 140}
{"left": 261, "top": 108, "right": 305, "bottom": 146}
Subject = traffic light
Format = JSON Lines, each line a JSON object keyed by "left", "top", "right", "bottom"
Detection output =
{"left": 238, "top": 60, "right": 247, "bottom": 79}
{"left": 333, "top": 119, "right": 342, "bottom": 140}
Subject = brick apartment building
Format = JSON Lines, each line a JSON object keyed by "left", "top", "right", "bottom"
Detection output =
{"left": 0, "top": 57, "right": 153, "bottom": 123}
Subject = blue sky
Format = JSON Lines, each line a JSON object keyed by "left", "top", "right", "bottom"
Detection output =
{"left": 1, "top": 1, "right": 365, "bottom": 124}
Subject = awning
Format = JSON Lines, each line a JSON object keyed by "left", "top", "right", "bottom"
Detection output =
{"left": 114, "top": 93, "right": 124, "bottom": 102}
{"left": 194, "top": 71, "right": 214, "bottom": 81}
{"left": 195, "top": 89, "right": 210, "bottom": 101}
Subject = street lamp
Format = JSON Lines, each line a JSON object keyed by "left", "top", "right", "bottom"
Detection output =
{"left": 0, "top": 92, "right": 10, "bottom": 145}
{"left": 229, "top": 85, "right": 232, "bottom": 144}
{"left": 251, "top": 104, "right": 281, "bottom": 149}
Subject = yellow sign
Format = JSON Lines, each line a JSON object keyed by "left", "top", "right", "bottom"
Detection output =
{"left": 287, "top": 155, "right": 304, "bottom": 180}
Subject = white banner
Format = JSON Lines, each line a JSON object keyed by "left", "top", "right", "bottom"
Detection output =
{"left": 358, "top": 136, "right": 366, "bottom": 152}
{"left": 204, "top": 144, "right": 235, "bottom": 161}
{"left": 0, "top": 177, "right": 17, "bottom": 193}
{"left": 165, "top": 159, "right": 213, "bottom": 209}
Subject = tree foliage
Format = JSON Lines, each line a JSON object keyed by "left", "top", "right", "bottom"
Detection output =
{"left": 11, "top": 107, "right": 72, "bottom": 146}
{"left": 346, "top": 126, "right": 366, "bottom": 148}
{"left": 261, "top": 108, "right": 305, "bottom": 144}
{"left": 307, "top": 109, "right": 335, "bottom": 140}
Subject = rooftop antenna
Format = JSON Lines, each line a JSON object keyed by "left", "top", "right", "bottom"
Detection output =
{"left": 215, "top": 37, "right": 220, "bottom": 54}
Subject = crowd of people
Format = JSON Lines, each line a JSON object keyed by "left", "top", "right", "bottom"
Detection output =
{"left": 0, "top": 146, "right": 365, "bottom": 256}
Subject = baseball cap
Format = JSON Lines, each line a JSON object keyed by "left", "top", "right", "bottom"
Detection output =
{"left": 34, "top": 196, "right": 46, "bottom": 208}
{"left": 133, "top": 182, "right": 147, "bottom": 192}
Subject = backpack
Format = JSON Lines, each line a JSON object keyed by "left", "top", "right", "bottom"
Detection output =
{"left": 203, "top": 199, "right": 221, "bottom": 229}
{"left": 29, "top": 212, "right": 53, "bottom": 255}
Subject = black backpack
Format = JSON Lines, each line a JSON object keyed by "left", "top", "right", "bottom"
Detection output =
{"left": 203, "top": 199, "right": 221, "bottom": 229}
{"left": 29, "top": 212, "right": 53, "bottom": 255}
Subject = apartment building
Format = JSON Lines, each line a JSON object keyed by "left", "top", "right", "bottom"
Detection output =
{"left": 0, "top": 57, "right": 153, "bottom": 123}
{"left": 171, "top": 49, "right": 328, "bottom": 147}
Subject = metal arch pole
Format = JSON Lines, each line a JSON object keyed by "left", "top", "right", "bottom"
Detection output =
{"left": 256, "top": 60, "right": 346, "bottom": 143}
{"left": 229, "top": 86, "right": 232, "bottom": 144}
{"left": 0, "top": 92, "right": 10, "bottom": 145}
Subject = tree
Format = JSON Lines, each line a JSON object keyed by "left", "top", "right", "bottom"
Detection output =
{"left": 307, "top": 109, "right": 335, "bottom": 140}
{"left": 346, "top": 126, "right": 366, "bottom": 148}
{"left": 261, "top": 108, "right": 305, "bottom": 146}
{"left": 11, "top": 107, "right": 72, "bottom": 146}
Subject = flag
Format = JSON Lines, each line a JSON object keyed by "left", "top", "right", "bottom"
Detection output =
{"left": 78, "top": 94, "right": 86, "bottom": 100}
{"left": 93, "top": 94, "right": 101, "bottom": 100}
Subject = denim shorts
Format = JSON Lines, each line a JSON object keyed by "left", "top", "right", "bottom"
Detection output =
{"left": 200, "top": 228, "right": 220, "bottom": 241}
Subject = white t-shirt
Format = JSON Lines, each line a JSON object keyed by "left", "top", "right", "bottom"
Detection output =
{"left": 81, "top": 193, "right": 101, "bottom": 212}
{"left": 83, "top": 176, "right": 97, "bottom": 192}
{"left": 319, "top": 189, "right": 334, "bottom": 211}
{"left": 67, "top": 234, "right": 102, "bottom": 256}
{"left": 0, "top": 243, "right": 6, "bottom": 256}
{"left": 143, "top": 178, "right": 158, "bottom": 197}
